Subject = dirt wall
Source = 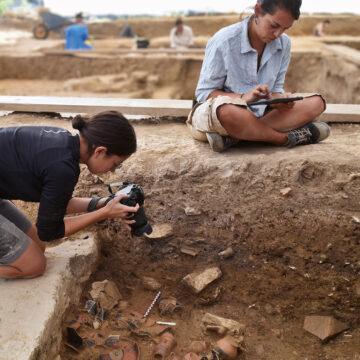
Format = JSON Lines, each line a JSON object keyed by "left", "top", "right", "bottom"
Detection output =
{"left": 0, "top": 51, "right": 358, "bottom": 103}
{"left": 88, "top": 15, "right": 360, "bottom": 39}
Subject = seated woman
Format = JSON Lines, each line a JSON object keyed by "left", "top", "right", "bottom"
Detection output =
{"left": 187, "top": 0, "right": 329, "bottom": 152}
{"left": 0, "top": 111, "right": 139, "bottom": 279}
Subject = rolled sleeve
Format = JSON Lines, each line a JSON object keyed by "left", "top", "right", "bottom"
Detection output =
{"left": 272, "top": 38, "right": 291, "bottom": 94}
{"left": 36, "top": 161, "right": 78, "bottom": 242}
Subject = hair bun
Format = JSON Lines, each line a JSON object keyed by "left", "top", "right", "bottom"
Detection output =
{"left": 72, "top": 115, "right": 86, "bottom": 131}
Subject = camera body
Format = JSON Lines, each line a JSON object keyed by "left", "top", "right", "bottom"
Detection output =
{"left": 114, "top": 183, "right": 152, "bottom": 237}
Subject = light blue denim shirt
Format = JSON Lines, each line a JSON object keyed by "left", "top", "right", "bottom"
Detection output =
{"left": 195, "top": 16, "right": 291, "bottom": 117}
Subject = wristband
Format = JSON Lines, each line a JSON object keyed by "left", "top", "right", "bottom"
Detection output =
{"left": 87, "top": 197, "right": 104, "bottom": 212}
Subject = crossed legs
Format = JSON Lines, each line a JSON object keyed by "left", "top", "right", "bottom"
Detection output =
{"left": 216, "top": 95, "right": 325, "bottom": 145}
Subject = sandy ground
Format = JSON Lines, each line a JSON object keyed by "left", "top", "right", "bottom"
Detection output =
{"left": 0, "top": 14, "right": 359, "bottom": 360}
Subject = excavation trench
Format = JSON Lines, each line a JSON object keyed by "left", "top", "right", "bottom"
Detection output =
{"left": 51, "top": 118, "right": 360, "bottom": 360}
{"left": 0, "top": 50, "right": 358, "bottom": 104}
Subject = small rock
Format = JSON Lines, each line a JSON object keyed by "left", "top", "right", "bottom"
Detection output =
{"left": 352, "top": 216, "right": 360, "bottom": 224}
{"left": 144, "top": 223, "right": 173, "bottom": 240}
{"left": 180, "top": 246, "right": 200, "bottom": 257}
{"left": 218, "top": 247, "right": 234, "bottom": 259}
{"left": 202, "top": 313, "right": 245, "bottom": 336}
{"left": 184, "top": 206, "right": 202, "bottom": 216}
{"left": 142, "top": 276, "right": 161, "bottom": 291}
{"left": 280, "top": 187, "right": 292, "bottom": 196}
{"left": 303, "top": 315, "right": 349, "bottom": 341}
{"left": 183, "top": 267, "right": 222, "bottom": 294}
{"left": 264, "top": 303, "right": 276, "bottom": 315}
{"left": 89, "top": 280, "right": 122, "bottom": 310}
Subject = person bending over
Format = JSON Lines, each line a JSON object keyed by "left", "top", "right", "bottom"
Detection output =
{"left": 0, "top": 111, "right": 139, "bottom": 279}
{"left": 187, "top": 0, "right": 330, "bottom": 152}
{"left": 314, "top": 19, "right": 331, "bottom": 37}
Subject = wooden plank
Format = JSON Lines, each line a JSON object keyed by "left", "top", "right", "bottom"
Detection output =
{"left": 324, "top": 104, "right": 360, "bottom": 123}
{"left": 0, "top": 96, "right": 358, "bottom": 122}
{"left": 0, "top": 96, "right": 193, "bottom": 117}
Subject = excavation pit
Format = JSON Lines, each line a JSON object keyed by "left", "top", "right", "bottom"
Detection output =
{"left": 0, "top": 113, "right": 359, "bottom": 360}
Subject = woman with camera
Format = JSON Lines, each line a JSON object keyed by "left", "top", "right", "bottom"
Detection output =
{"left": 0, "top": 111, "right": 139, "bottom": 279}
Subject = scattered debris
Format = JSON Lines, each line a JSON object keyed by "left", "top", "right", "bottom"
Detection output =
{"left": 183, "top": 267, "right": 222, "bottom": 294}
{"left": 349, "top": 173, "right": 360, "bottom": 181}
{"left": 142, "top": 276, "right": 162, "bottom": 291}
{"left": 280, "top": 187, "right": 292, "bottom": 196}
{"left": 158, "top": 296, "right": 182, "bottom": 316}
{"left": 205, "top": 325, "right": 227, "bottom": 336}
{"left": 154, "top": 331, "right": 177, "bottom": 359}
{"left": 218, "top": 247, "right": 234, "bottom": 259}
{"left": 202, "top": 313, "right": 245, "bottom": 337}
{"left": 93, "top": 308, "right": 108, "bottom": 330}
{"left": 213, "top": 335, "right": 240, "bottom": 359}
{"left": 85, "top": 300, "right": 97, "bottom": 315}
{"left": 145, "top": 223, "right": 173, "bottom": 240}
{"left": 183, "top": 352, "right": 201, "bottom": 360}
{"left": 184, "top": 206, "right": 202, "bottom": 216}
{"left": 188, "top": 340, "right": 207, "bottom": 354}
{"left": 303, "top": 315, "right": 349, "bottom": 341}
{"left": 66, "top": 327, "right": 83, "bottom": 350}
{"left": 352, "top": 216, "right": 360, "bottom": 224}
{"left": 180, "top": 246, "right": 201, "bottom": 257}
{"left": 90, "top": 280, "right": 122, "bottom": 310}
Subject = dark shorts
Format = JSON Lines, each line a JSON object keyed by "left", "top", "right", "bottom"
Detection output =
{"left": 0, "top": 200, "right": 32, "bottom": 266}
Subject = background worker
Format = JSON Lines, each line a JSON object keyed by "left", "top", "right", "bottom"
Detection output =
{"left": 170, "top": 18, "right": 194, "bottom": 49}
{"left": 65, "top": 12, "right": 93, "bottom": 50}
{"left": 187, "top": 0, "right": 330, "bottom": 152}
{"left": 313, "top": 19, "right": 331, "bottom": 37}
{"left": 0, "top": 111, "right": 139, "bottom": 279}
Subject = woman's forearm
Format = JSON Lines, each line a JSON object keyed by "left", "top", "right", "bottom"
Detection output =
{"left": 66, "top": 197, "right": 107, "bottom": 214}
{"left": 63, "top": 207, "right": 108, "bottom": 236}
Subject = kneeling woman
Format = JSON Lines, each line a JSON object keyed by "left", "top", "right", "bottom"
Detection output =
{"left": 0, "top": 111, "right": 139, "bottom": 279}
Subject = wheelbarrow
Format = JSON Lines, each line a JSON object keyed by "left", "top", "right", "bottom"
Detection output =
{"left": 33, "top": 11, "right": 73, "bottom": 39}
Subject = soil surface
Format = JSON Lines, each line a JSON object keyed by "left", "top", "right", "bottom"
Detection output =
{"left": 3, "top": 113, "right": 360, "bottom": 360}
{"left": 0, "top": 13, "right": 359, "bottom": 360}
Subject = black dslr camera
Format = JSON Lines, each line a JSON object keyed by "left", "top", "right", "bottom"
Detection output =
{"left": 109, "top": 182, "right": 152, "bottom": 237}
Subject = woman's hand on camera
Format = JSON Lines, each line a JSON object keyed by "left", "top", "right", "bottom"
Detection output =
{"left": 104, "top": 194, "right": 139, "bottom": 221}
{"left": 243, "top": 85, "right": 271, "bottom": 103}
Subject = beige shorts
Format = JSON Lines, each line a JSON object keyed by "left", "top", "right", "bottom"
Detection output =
{"left": 186, "top": 94, "right": 326, "bottom": 142}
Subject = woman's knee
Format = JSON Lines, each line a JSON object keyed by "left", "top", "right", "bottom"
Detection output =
{"left": 217, "top": 104, "right": 250, "bottom": 128}
{"left": 308, "top": 95, "right": 326, "bottom": 118}
{"left": 11, "top": 240, "right": 47, "bottom": 278}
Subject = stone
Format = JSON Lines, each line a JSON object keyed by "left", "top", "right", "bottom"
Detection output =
{"left": 180, "top": 246, "right": 200, "bottom": 257}
{"left": 144, "top": 223, "right": 173, "bottom": 240}
{"left": 218, "top": 247, "right": 234, "bottom": 259}
{"left": 202, "top": 313, "right": 245, "bottom": 336}
{"left": 183, "top": 267, "right": 222, "bottom": 294}
{"left": 280, "top": 187, "right": 292, "bottom": 196}
{"left": 303, "top": 316, "right": 349, "bottom": 341}
{"left": 142, "top": 276, "right": 161, "bottom": 291}
{"left": 90, "top": 280, "right": 122, "bottom": 310}
{"left": 184, "top": 206, "right": 202, "bottom": 216}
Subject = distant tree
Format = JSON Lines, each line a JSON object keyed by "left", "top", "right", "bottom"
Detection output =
{"left": 0, "top": 0, "right": 12, "bottom": 15}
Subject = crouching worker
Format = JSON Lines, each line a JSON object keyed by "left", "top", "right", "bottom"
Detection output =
{"left": 0, "top": 111, "right": 138, "bottom": 279}
{"left": 187, "top": 0, "right": 330, "bottom": 152}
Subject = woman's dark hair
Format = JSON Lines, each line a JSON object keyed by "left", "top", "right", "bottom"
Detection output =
{"left": 257, "top": 0, "right": 302, "bottom": 20}
{"left": 72, "top": 111, "right": 137, "bottom": 156}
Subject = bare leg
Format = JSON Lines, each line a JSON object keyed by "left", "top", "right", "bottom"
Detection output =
{"left": 259, "top": 95, "right": 326, "bottom": 132}
{"left": 0, "top": 239, "right": 46, "bottom": 279}
{"left": 217, "top": 104, "right": 288, "bottom": 145}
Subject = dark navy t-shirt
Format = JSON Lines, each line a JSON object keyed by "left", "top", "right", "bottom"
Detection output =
{"left": 0, "top": 126, "right": 80, "bottom": 242}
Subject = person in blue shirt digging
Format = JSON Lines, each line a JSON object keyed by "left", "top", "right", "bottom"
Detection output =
{"left": 187, "top": 0, "right": 330, "bottom": 152}
{"left": 65, "top": 12, "right": 93, "bottom": 51}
